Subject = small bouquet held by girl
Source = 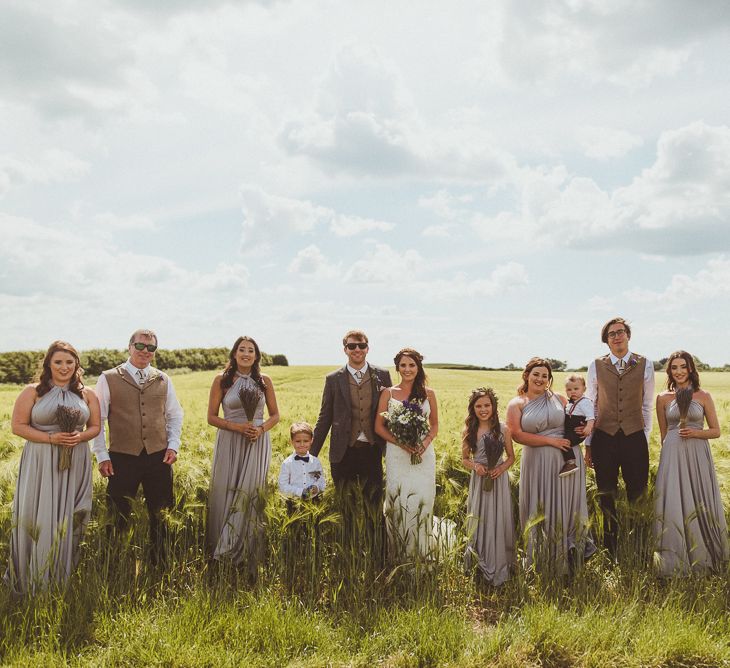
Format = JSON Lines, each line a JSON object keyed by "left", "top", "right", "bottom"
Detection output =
{"left": 380, "top": 398, "right": 430, "bottom": 465}
{"left": 462, "top": 387, "right": 514, "bottom": 492}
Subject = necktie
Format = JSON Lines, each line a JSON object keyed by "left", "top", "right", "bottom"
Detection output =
{"left": 136, "top": 369, "right": 146, "bottom": 385}
{"left": 354, "top": 370, "right": 364, "bottom": 383}
{"left": 294, "top": 455, "right": 310, "bottom": 463}
{"left": 617, "top": 359, "right": 626, "bottom": 374}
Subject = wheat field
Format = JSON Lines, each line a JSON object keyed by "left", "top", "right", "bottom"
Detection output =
{"left": 0, "top": 367, "right": 729, "bottom": 667}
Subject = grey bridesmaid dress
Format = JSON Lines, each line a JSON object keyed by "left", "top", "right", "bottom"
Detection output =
{"left": 5, "top": 386, "right": 92, "bottom": 594}
{"left": 464, "top": 429, "right": 516, "bottom": 585}
{"left": 207, "top": 374, "right": 271, "bottom": 565}
{"left": 654, "top": 399, "right": 729, "bottom": 576}
{"left": 519, "top": 392, "right": 595, "bottom": 572}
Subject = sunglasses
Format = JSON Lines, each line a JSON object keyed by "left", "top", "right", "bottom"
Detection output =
{"left": 132, "top": 342, "right": 158, "bottom": 353}
{"left": 345, "top": 342, "right": 368, "bottom": 350}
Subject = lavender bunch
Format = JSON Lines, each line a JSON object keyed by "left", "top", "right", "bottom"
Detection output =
{"left": 380, "top": 398, "right": 430, "bottom": 465}
{"left": 675, "top": 386, "right": 694, "bottom": 433}
{"left": 473, "top": 432, "right": 504, "bottom": 492}
{"left": 238, "top": 383, "right": 263, "bottom": 444}
{"left": 56, "top": 405, "right": 82, "bottom": 471}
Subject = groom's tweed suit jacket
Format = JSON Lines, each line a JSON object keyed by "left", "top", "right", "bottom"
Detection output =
{"left": 311, "top": 365, "right": 392, "bottom": 464}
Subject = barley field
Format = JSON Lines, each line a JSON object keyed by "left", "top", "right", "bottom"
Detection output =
{"left": 1, "top": 367, "right": 729, "bottom": 667}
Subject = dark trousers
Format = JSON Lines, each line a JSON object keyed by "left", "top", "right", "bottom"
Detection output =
{"left": 591, "top": 428, "right": 649, "bottom": 555}
{"left": 331, "top": 443, "right": 385, "bottom": 565}
{"left": 107, "top": 449, "right": 174, "bottom": 563}
{"left": 330, "top": 443, "right": 383, "bottom": 507}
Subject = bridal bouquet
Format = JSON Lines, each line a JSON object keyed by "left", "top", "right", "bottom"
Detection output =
{"left": 381, "top": 399, "right": 430, "bottom": 465}
{"left": 238, "top": 383, "right": 263, "bottom": 445}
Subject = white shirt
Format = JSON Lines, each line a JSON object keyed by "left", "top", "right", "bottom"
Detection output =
{"left": 585, "top": 351, "right": 654, "bottom": 444}
{"left": 347, "top": 362, "right": 369, "bottom": 383}
{"left": 278, "top": 452, "right": 326, "bottom": 498}
{"left": 565, "top": 395, "right": 595, "bottom": 420}
{"left": 91, "top": 360, "right": 184, "bottom": 464}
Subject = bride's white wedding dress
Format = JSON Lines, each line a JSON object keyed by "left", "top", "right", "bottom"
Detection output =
{"left": 383, "top": 395, "right": 436, "bottom": 558}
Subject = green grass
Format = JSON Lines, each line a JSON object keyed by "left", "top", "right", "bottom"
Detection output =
{"left": 1, "top": 367, "right": 729, "bottom": 667}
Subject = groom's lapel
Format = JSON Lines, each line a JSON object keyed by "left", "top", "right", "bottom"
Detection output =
{"left": 337, "top": 366, "right": 351, "bottom": 405}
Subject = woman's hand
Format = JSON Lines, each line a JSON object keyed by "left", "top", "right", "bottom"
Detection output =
{"left": 678, "top": 427, "right": 699, "bottom": 439}
{"left": 489, "top": 463, "right": 507, "bottom": 479}
{"left": 239, "top": 423, "right": 260, "bottom": 439}
{"left": 52, "top": 431, "right": 81, "bottom": 447}
{"left": 550, "top": 437, "right": 572, "bottom": 451}
{"left": 398, "top": 441, "right": 417, "bottom": 454}
{"left": 473, "top": 463, "right": 488, "bottom": 477}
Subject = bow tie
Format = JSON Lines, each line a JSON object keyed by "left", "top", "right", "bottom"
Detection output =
{"left": 294, "top": 455, "right": 309, "bottom": 463}
{"left": 568, "top": 398, "right": 576, "bottom": 404}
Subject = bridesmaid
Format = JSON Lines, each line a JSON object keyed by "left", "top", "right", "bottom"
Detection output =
{"left": 207, "top": 336, "right": 279, "bottom": 566}
{"left": 461, "top": 387, "right": 515, "bottom": 586}
{"left": 5, "top": 341, "right": 100, "bottom": 594}
{"left": 506, "top": 357, "right": 595, "bottom": 573}
{"left": 654, "top": 350, "right": 728, "bottom": 576}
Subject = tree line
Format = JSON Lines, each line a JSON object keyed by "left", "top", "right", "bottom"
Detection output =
{"left": 0, "top": 347, "right": 289, "bottom": 384}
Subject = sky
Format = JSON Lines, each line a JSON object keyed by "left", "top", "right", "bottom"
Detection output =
{"left": 1, "top": 0, "right": 729, "bottom": 368}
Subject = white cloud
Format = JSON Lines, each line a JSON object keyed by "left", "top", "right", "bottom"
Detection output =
{"left": 279, "top": 43, "right": 514, "bottom": 183}
{"left": 422, "top": 225, "right": 452, "bottom": 238}
{"left": 476, "top": 122, "right": 730, "bottom": 255}
{"left": 577, "top": 126, "right": 644, "bottom": 160}
{"left": 344, "top": 243, "right": 423, "bottom": 284}
{"left": 0, "top": 2, "right": 156, "bottom": 121}
{"left": 625, "top": 256, "right": 730, "bottom": 308}
{"left": 492, "top": 0, "right": 729, "bottom": 88}
{"left": 240, "top": 184, "right": 394, "bottom": 252}
{"left": 288, "top": 244, "right": 339, "bottom": 280}
{"left": 0, "top": 149, "right": 89, "bottom": 195}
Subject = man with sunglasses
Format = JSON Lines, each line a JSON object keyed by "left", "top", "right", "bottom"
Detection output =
{"left": 311, "top": 330, "right": 392, "bottom": 504}
{"left": 92, "top": 328, "right": 184, "bottom": 564}
{"left": 584, "top": 317, "right": 654, "bottom": 558}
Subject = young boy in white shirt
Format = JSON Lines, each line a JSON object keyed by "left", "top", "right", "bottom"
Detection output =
{"left": 278, "top": 422, "right": 326, "bottom": 499}
{"left": 559, "top": 374, "right": 595, "bottom": 478}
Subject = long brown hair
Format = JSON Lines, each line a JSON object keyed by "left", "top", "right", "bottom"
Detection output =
{"left": 221, "top": 336, "right": 267, "bottom": 393}
{"left": 394, "top": 347, "right": 427, "bottom": 403}
{"left": 36, "top": 341, "right": 84, "bottom": 398}
{"left": 517, "top": 357, "right": 553, "bottom": 396}
{"left": 462, "top": 387, "right": 501, "bottom": 453}
{"left": 665, "top": 350, "right": 701, "bottom": 391}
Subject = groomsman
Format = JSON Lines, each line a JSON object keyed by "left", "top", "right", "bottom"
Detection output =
{"left": 311, "top": 329, "right": 392, "bottom": 504}
{"left": 584, "top": 317, "right": 654, "bottom": 556}
{"left": 92, "top": 329, "right": 183, "bottom": 563}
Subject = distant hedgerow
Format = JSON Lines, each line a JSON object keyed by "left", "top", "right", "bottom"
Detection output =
{"left": 0, "top": 347, "right": 288, "bottom": 384}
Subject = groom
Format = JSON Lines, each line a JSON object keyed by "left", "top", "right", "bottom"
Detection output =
{"left": 311, "top": 329, "right": 392, "bottom": 505}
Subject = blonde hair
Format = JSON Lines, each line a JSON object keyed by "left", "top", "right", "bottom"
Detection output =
{"left": 290, "top": 421, "right": 314, "bottom": 439}
{"left": 565, "top": 374, "right": 586, "bottom": 387}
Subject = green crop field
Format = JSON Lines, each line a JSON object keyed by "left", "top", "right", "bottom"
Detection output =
{"left": 1, "top": 367, "right": 729, "bottom": 667}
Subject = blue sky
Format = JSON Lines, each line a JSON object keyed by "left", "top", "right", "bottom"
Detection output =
{"left": 1, "top": 0, "right": 729, "bottom": 367}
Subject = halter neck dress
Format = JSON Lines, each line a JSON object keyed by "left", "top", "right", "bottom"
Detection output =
{"left": 654, "top": 397, "right": 729, "bottom": 575}
{"left": 207, "top": 373, "right": 270, "bottom": 567}
{"left": 5, "top": 385, "right": 92, "bottom": 594}
{"left": 464, "top": 428, "right": 516, "bottom": 585}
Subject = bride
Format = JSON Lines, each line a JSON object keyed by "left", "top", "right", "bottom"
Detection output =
{"left": 374, "top": 347, "right": 439, "bottom": 558}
